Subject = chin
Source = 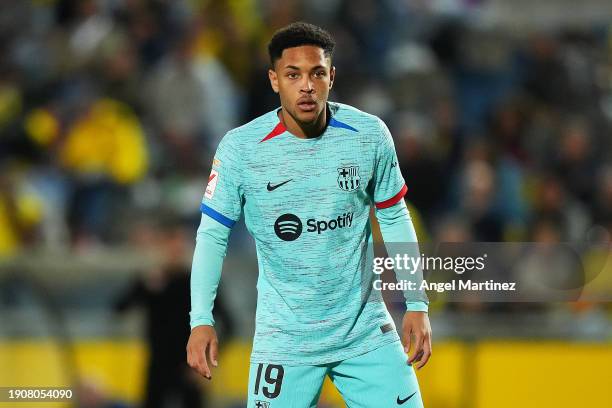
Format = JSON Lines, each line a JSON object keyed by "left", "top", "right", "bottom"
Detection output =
{"left": 298, "top": 113, "right": 317, "bottom": 124}
{"left": 297, "top": 108, "right": 322, "bottom": 124}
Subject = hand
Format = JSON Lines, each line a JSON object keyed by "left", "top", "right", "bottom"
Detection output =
{"left": 401, "top": 311, "right": 432, "bottom": 369}
{"left": 186, "top": 325, "right": 218, "bottom": 380}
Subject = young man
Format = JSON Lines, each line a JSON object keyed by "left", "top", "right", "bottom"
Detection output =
{"left": 187, "top": 22, "right": 432, "bottom": 408}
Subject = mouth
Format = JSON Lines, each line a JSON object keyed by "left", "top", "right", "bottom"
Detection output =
{"left": 297, "top": 100, "right": 317, "bottom": 112}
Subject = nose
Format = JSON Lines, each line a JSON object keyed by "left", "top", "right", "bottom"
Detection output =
{"left": 301, "top": 77, "right": 314, "bottom": 93}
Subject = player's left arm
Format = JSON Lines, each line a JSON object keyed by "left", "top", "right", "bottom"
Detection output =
{"left": 370, "top": 118, "right": 432, "bottom": 369}
{"left": 376, "top": 201, "right": 432, "bottom": 369}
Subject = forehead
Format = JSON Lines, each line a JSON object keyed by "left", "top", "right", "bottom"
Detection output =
{"left": 276, "top": 45, "right": 331, "bottom": 69}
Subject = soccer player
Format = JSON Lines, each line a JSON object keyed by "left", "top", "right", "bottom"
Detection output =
{"left": 187, "top": 22, "right": 432, "bottom": 408}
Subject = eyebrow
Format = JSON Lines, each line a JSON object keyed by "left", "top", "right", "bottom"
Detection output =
{"left": 283, "top": 64, "right": 327, "bottom": 71}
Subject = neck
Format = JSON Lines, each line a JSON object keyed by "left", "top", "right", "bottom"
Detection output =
{"left": 279, "top": 104, "right": 328, "bottom": 139}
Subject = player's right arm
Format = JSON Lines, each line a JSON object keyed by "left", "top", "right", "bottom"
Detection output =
{"left": 187, "top": 134, "right": 243, "bottom": 380}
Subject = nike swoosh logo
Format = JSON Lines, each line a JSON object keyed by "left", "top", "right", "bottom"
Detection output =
{"left": 267, "top": 179, "right": 292, "bottom": 191}
{"left": 397, "top": 392, "right": 417, "bottom": 405}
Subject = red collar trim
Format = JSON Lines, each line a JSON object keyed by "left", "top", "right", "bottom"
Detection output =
{"left": 259, "top": 122, "right": 287, "bottom": 143}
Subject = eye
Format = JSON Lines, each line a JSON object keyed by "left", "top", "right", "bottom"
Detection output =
{"left": 314, "top": 71, "right": 326, "bottom": 78}
{"left": 287, "top": 73, "right": 299, "bottom": 79}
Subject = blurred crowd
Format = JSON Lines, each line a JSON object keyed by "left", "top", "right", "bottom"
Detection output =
{"left": 1, "top": 0, "right": 611, "bottom": 256}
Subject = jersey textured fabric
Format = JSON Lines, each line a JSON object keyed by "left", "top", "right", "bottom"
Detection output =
{"left": 192, "top": 102, "right": 428, "bottom": 365}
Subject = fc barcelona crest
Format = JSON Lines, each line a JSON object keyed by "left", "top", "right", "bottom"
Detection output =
{"left": 337, "top": 166, "right": 360, "bottom": 191}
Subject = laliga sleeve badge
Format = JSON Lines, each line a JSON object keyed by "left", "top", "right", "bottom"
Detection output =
{"left": 205, "top": 169, "right": 219, "bottom": 199}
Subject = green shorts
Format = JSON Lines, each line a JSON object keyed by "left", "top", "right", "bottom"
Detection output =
{"left": 247, "top": 340, "right": 424, "bottom": 408}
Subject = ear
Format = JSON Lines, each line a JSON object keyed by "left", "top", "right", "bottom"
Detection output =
{"left": 329, "top": 66, "right": 336, "bottom": 90}
{"left": 268, "top": 69, "right": 279, "bottom": 93}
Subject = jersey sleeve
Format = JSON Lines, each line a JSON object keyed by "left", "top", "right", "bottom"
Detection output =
{"left": 190, "top": 213, "right": 231, "bottom": 328}
{"left": 376, "top": 201, "right": 429, "bottom": 312}
{"left": 200, "top": 133, "right": 243, "bottom": 228}
{"left": 370, "top": 119, "right": 407, "bottom": 209}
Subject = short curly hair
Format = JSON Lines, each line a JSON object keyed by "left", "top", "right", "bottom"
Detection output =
{"left": 268, "top": 22, "right": 335, "bottom": 67}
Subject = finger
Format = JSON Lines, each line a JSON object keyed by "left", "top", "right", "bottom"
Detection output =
{"left": 187, "top": 340, "right": 210, "bottom": 378}
{"left": 209, "top": 339, "right": 218, "bottom": 367}
{"left": 407, "top": 335, "right": 424, "bottom": 364}
{"left": 416, "top": 339, "right": 432, "bottom": 369}
{"left": 199, "top": 359, "right": 211, "bottom": 379}
{"left": 403, "top": 328, "right": 412, "bottom": 354}
{"left": 407, "top": 332, "right": 421, "bottom": 364}
{"left": 188, "top": 348, "right": 201, "bottom": 376}
{"left": 187, "top": 346, "right": 199, "bottom": 373}
{"left": 410, "top": 349, "right": 424, "bottom": 364}
{"left": 197, "top": 342, "right": 211, "bottom": 379}
{"left": 186, "top": 347, "right": 194, "bottom": 368}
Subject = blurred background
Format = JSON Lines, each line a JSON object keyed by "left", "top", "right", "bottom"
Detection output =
{"left": 1, "top": 0, "right": 611, "bottom": 407}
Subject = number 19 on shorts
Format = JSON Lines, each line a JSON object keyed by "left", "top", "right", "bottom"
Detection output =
{"left": 253, "top": 363, "right": 285, "bottom": 399}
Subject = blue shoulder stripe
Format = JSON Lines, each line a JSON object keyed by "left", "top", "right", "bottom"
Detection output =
{"left": 329, "top": 117, "right": 358, "bottom": 132}
{"left": 200, "top": 203, "right": 236, "bottom": 228}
